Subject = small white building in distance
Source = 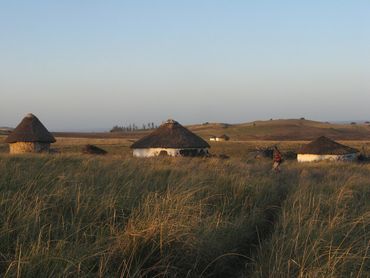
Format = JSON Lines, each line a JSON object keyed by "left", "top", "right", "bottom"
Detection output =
{"left": 297, "top": 136, "right": 358, "bottom": 162}
{"left": 131, "top": 119, "right": 210, "bottom": 157}
{"left": 209, "top": 134, "right": 230, "bottom": 142}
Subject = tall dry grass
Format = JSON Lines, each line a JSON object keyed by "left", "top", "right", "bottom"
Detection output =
{"left": 0, "top": 155, "right": 293, "bottom": 277}
{"left": 0, "top": 138, "right": 369, "bottom": 277}
{"left": 250, "top": 163, "right": 370, "bottom": 278}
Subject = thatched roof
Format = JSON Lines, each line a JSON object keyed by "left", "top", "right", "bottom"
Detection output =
{"left": 298, "top": 136, "right": 358, "bottom": 155}
{"left": 218, "top": 134, "right": 230, "bottom": 140}
{"left": 5, "top": 114, "right": 56, "bottom": 144}
{"left": 82, "top": 144, "right": 107, "bottom": 155}
{"left": 131, "top": 119, "right": 210, "bottom": 149}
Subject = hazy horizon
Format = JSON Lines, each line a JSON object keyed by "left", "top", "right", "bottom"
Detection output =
{"left": 1, "top": 1, "right": 370, "bottom": 131}
{"left": 2, "top": 117, "right": 370, "bottom": 133}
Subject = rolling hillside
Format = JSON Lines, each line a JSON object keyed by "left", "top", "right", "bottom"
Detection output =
{"left": 0, "top": 127, "right": 12, "bottom": 135}
{"left": 190, "top": 119, "right": 370, "bottom": 140}
{"left": 2, "top": 119, "right": 370, "bottom": 141}
{"left": 50, "top": 119, "right": 370, "bottom": 141}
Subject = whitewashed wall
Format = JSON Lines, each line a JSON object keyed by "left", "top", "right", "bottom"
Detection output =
{"left": 209, "top": 138, "right": 226, "bottom": 142}
{"left": 297, "top": 153, "right": 357, "bottom": 162}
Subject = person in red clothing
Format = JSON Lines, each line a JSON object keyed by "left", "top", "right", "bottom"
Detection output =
{"left": 272, "top": 146, "right": 283, "bottom": 172}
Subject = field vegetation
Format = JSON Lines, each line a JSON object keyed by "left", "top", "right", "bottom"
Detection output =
{"left": 0, "top": 135, "right": 369, "bottom": 277}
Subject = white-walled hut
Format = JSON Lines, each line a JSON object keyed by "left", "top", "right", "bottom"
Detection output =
{"left": 297, "top": 136, "right": 358, "bottom": 162}
{"left": 216, "top": 134, "right": 230, "bottom": 142}
{"left": 5, "top": 113, "right": 56, "bottom": 154}
{"left": 210, "top": 134, "right": 230, "bottom": 142}
{"left": 131, "top": 119, "right": 210, "bottom": 157}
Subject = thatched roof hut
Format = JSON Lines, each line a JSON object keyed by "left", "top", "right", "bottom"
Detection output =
{"left": 5, "top": 113, "right": 56, "bottom": 154}
{"left": 297, "top": 136, "right": 358, "bottom": 162}
{"left": 131, "top": 119, "right": 210, "bottom": 157}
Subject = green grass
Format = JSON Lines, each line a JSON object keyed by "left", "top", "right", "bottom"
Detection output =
{"left": 0, "top": 139, "right": 369, "bottom": 277}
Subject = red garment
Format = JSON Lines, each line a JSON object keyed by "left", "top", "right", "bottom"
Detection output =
{"left": 274, "top": 151, "right": 282, "bottom": 163}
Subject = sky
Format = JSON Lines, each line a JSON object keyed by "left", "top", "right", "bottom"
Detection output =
{"left": 0, "top": 1, "right": 370, "bottom": 131}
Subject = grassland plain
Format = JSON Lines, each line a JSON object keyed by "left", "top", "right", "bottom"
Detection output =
{"left": 0, "top": 136, "right": 369, "bottom": 277}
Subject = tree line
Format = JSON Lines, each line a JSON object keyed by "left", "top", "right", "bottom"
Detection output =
{"left": 110, "top": 122, "right": 158, "bottom": 133}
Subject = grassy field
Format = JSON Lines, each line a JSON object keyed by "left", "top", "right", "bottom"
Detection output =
{"left": 0, "top": 136, "right": 369, "bottom": 277}
{"left": 2, "top": 133, "right": 370, "bottom": 159}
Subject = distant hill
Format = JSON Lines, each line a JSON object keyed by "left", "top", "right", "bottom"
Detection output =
{"left": 189, "top": 119, "right": 370, "bottom": 140}
{"left": 0, "top": 127, "right": 13, "bottom": 135}
{"left": 51, "top": 119, "right": 370, "bottom": 141}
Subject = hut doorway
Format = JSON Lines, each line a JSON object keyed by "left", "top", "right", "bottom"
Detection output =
{"left": 159, "top": 150, "right": 168, "bottom": 156}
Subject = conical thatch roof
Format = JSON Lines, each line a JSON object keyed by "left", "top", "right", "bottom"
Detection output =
{"left": 82, "top": 144, "right": 107, "bottom": 155}
{"left": 5, "top": 114, "right": 56, "bottom": 143}
{"left": 131, "top": 119, "right": 210, "bottom": 149}
{"left": 218, "top": 134, "right": 230, "bottom": 140}
{"left": 298, "top": 136, "right": 358, "bottom": 155}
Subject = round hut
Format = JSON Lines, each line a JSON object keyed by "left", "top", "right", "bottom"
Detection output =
{"left": 297, "top": 136, "right": 358, "bottom": 162}
{"left": 5, "top": 113, "right": 56, "bottom": 154}
{"left": 131, "top": 119, "right": 210, "bottom": 157}
{"left": 216, "top": 134, "right": 230, "bottom": 142}
{"left": 210, "top": 134, "right": 230, "bottom": 142}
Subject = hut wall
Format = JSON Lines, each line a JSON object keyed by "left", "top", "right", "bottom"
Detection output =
{"left": 9, "top": 142, "right": 50, "bottom": 154}
{"left": 297, "top": 153, "right": 357, "bottom": 162}
{"left": 210, "top": 138, "right": 227, "bottom": 142}
{"left": 133, "top": 148, "right": 208, "bottom": 158}
{"left": 133, "top": 148, "right": 181, "bottom": 157}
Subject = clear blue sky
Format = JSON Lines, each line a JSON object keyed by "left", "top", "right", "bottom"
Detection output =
{"left": 1, "top": 1, "right": 369, "bottom": 131}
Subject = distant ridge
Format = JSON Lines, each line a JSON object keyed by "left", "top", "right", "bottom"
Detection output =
{"left": 0, "top": 127, "right": 13, "bottom": 135}
{"left": 190, "top": 119, "right": 370, "bottom": 141}
{"left": 49, "top": 119, "right": 370, "bottom": 141}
